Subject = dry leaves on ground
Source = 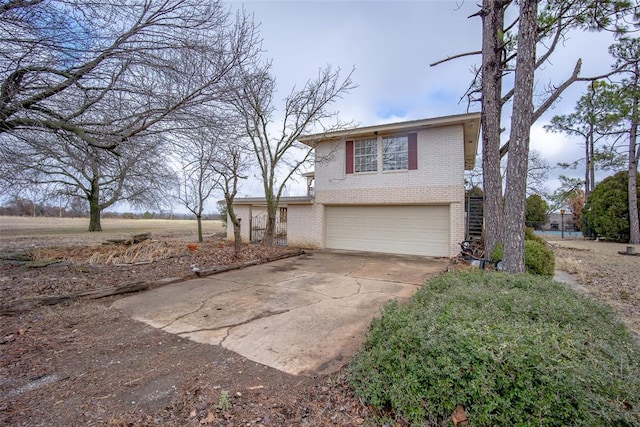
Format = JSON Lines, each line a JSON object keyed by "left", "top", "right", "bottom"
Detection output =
{"left": 553, "top": 241, "right": 640, "bottom": 336}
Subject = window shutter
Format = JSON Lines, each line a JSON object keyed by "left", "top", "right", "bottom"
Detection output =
{"left": 408, "top": 133, "right": 418, "bottom": 170}
{"left": 345, "top": 140, "right": 354, "bottom": 174}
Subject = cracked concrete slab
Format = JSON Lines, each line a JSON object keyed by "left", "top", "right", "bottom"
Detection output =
{"left": 112, "top": 250, "right": 447, "bottom": 376}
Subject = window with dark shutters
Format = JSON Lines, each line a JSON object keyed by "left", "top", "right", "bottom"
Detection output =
{"left": 346, "top": 133, "right": 417, "bottom": 173}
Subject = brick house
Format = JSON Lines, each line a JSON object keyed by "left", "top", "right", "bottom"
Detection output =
{"left": 228, "top": 112, "right": 480, "bottom": 257}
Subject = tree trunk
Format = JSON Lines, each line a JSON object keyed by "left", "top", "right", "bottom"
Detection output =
{"left": 584, "top": 136, "right": 591, "bottom": 199}
{"left": 233, "top": 221, "right": 242, "bottom": 253}
{"left": 263, "top": 214, "right": 276, "bottom": 246}
{"left": 88, "top": 200, "right": 102, "bottom": 231}
{"left": 589, "top": 129, "right": 595, "bottom": 196}
{"left": 628, "top": 85, "right": 639, "bottom": 244}
{"left": 88, "top": 185, "right": 102, "bottom": 231}
{"left": 262, "top": 190, "right": 277, "bottom": 246}
{"left": 226, "top": 202, "right": 243, "bottom": 253}
{"left": 480, "top": 0, "right": 507, "bottom": 256}
{"left": 502, "top": 0, "right": 537, "bottom": 273}
{"left": 196, "top": 214, "right": 203, "bottom": 243}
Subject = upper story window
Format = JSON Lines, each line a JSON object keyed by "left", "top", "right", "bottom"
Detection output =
{"left": 345, "top": 133, "right": 417, "bottom": 174}
{"left": 354, "top": 138, "right": 377, "bottom": 173}
{"left": 382, "top": 135, "right": 408, "bottom": 171}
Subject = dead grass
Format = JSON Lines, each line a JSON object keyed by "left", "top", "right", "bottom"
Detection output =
{"left": 550, "top": 239, "right": 640, "bottom": 337}
{"left": 554, "top": 254, "right": 588, "bottom": 283}
{"left": 0, "top": 216, "right": 225, "bottom": 253}
{"left": 31, "top": 240, "right": 186, "bottom": 265}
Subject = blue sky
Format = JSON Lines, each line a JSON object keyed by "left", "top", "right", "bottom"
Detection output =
{"left": 224, "top": 0, "right": 624, "bottom": 201}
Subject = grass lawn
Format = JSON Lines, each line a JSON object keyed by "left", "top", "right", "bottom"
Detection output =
{"left": 0, "top": 216, "right": 224, "bottom": 236}
{"left": 0, "top": 217, "right": 225, "bottom": 253}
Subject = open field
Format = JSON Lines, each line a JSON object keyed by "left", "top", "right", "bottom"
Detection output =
{"left": 0, "top": 216, "right": 225, "bottom": 252}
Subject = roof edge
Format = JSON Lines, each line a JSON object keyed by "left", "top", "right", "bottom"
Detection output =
{"left": 298, "top": 112, "right": 481, "bottom": 145}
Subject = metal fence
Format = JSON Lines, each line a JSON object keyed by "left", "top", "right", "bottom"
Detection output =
{"left": 250, "top": 212, "right": 287, "bottom": 246}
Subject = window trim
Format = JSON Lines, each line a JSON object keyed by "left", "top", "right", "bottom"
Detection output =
{"left": 382, "top": 135, "right": 409, "bottom": 171}
{"left": 345, "top": 132, "right": 417, "bottom": 174}
{"left": 353, "top": 138, "right": 378, "bottom": 173}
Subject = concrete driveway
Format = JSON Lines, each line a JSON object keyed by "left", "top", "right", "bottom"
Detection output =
{"left": 112, "top": 250, "right": 448, "bottom": 376}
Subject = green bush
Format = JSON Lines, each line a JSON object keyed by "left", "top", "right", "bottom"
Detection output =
{"left": 524, "top": 240, "right": 555, "bottom": 276}
{"left": 349, "top": 271, "right": 640, "bottom": 426}
{"left": 491, "top": 235, "right": 555, "bottom": 277}
{"left": 525, "top": 194, "right": 549, "bottom": 229}
{"left": 524, "top": 226, "right": 546, "bottom": 245}
{"left": 582, "top": 171, "right": 640, "bottom": 242}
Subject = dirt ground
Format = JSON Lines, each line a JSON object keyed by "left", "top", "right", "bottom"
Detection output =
{"left": 0, "top": 218, "right": 370, "bottom": 426}
{"left": 550, "top": 238, "right": 640, "bottom": 337}
{"left": 1, "top": 218, "right": 638, "bottom": 426}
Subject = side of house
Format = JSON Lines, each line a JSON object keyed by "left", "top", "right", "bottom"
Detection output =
{"left": 227, "top": 113, "right": 480, "bottom": 258}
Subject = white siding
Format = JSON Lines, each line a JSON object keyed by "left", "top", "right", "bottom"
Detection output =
{"left": 226, "top": 205, "right": 252, "bottom": 242}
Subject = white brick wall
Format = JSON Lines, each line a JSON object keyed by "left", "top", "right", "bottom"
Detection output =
{"left": 228, "top": 124, "right": 468, "bottom": 257}
{"left": 287, "top": 204, "right": 322, "bottom": 248}
{"left": 226, "top": 205, "right": 253, "bottom": 242}
{"left": 315, "top": 125, "right": 465, "bottom": 195}
{"left": 311, "top": 124, "right": 467, "bottom": 257}
{"left": 227, "top": 203, "right": 323, "bottom": 248}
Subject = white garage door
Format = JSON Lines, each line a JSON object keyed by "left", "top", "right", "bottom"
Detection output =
{"left": 325, "top": 205, "right": 450, "bottom": 257}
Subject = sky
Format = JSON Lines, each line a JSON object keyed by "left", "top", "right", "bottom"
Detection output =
{"left": 222, "top": 0, "right": 623, "bottom": 203}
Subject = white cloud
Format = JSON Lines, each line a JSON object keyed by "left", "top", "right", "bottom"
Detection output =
{"left": 224, "top": 0, "right": 623, "bottom": 198}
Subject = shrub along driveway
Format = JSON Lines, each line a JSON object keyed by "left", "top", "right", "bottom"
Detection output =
{"left": 112, "top": 250, "right": 448, "bottom": 376}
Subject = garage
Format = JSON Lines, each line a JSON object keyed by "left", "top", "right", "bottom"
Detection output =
{"left": 325, "top": 205, "right": 450, "bottom": 257}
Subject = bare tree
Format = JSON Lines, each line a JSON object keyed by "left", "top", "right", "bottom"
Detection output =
{"left": 172, "top": 109, "right": 251, "bottom": 245}
{"left": 465, "top": 148, "right": 550, "bottom": 197}
{"left": 212, "top": 140, "right": 252, "bottom": 253}
{"left": 1, "top": 1, "right": 263, "bottom": 231}
{"left": 526, "top": 150, "right": 552, "bottom": 196}
{"left": 546, "top": 81, "right": 627, "bottom": 198}
{"left": 174, "top": 129, "right": 222, "bottom": 243}
{"left": 1, "top": 132, "right": 175, "bottom": 231}
{"left": 232, "top": 63, "right": 356, "bottom": 245}
{"left": 0, "top": 1, "right": 261, "bottom": 151}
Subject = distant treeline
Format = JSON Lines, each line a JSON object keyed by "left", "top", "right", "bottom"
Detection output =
{"left": 0, "top": 197, "right": 220, "bottom": 220}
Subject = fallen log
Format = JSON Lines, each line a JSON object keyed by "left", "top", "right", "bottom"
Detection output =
{"left": 1, "top": 249, "right": 305, "bottom": 314}
{"left": 83, "top": 282, "right": 150, "bottom": 299}
{"left": 1, "top": 282, "right": 151, "bottom": 314}
{"left": 195, "top": 249, "right": 305, "bottom": 278}
{"left": 103, "top": 233, "right": 151, "bottom": 246}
